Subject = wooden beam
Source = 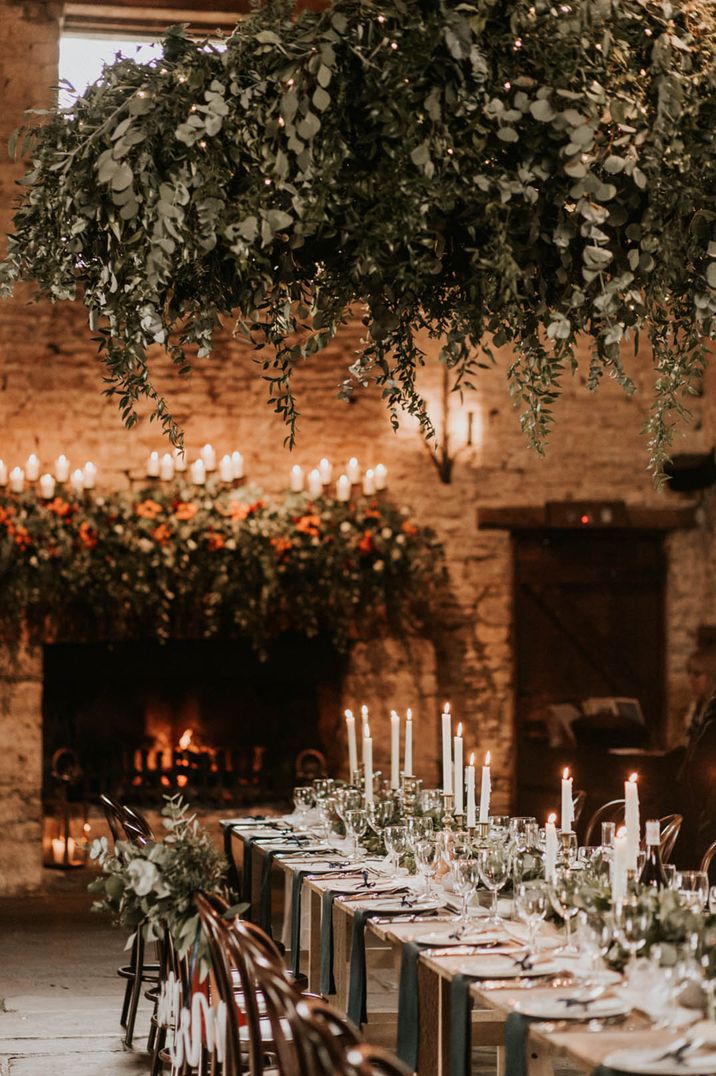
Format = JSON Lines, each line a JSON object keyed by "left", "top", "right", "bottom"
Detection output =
{"left": 477, "top": 503, "right": 697, "bottom": 531}
{"left": 62, "top": 0, "right": 327, "bottom": 33}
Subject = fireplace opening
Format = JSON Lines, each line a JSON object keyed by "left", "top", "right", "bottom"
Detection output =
{"left": 42, "top": 635, "right": 346, "bottom": 808}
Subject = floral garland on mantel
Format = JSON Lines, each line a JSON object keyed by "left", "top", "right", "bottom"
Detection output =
{"left": 0, "top": 483, "right": 445, "bottom": 652}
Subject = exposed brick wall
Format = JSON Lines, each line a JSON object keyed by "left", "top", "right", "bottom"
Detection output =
{"left": 0, "top": 0, "right": 714, "bottom": 893}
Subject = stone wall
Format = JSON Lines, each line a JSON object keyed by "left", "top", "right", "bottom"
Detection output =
{"left": 1, "top": 0, "right": 715, "bottom": 893}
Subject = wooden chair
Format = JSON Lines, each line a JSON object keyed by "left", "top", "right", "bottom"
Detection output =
{"left": 583, "top": 798, "right": 625, "bottom": 846}
{"left": 345, "top": 1043, "right": 413, "bottom": 1075}
{"left": 659, "top": 813, "right": 683, "bottom": 863}
{"left": 700, "top": 839, "right": 716, "bottom": 878}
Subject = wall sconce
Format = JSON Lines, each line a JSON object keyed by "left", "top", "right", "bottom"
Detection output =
{"left": 422, "top": 367, "right": 478, "bottom": 484}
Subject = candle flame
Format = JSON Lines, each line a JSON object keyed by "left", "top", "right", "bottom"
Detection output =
{"left": 485, "top": 750, "right": 491, "bottom": 765}
{"left": 563, "top": 767, "right": 570, "bottom": 780}
{"left": 406, "top": 707, "right": 412, "bottom": 721}
{"left": 469, "top": 752, "right": 475, "bottom": 765}
{"left": 361, "top": 704, "right": 368, "bottom": 718}
{"left": 548, "top": 812, "right": 557, "bottom": 824}
{"left": 629, "top": 772, "right": 638, "bottom": 783}
{"left": 178, "top": 728, "right": 193, "bottom": 750}
{"left": 443, "top": 701, "right": 450, "bottom": 714}
{"left": 457, "top": 722, "right": 463, "bottom": 736}
{"left": 391, "top": 709, "right": 399, "bottom": 719}
{"left": 344, "top": 709, "right": 354, "bottom": 720}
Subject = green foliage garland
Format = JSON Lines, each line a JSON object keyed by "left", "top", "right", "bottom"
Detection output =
{"left": 1, "top": 0, "right": 715, "bottom": 470}
{"left": 0, "top": 483, "right": 444, "bottom": 650}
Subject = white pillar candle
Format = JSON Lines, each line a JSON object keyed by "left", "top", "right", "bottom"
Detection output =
{"left": 363, "top": 725, "right": 374, "bottom": 804}
{"left": 374, "top": 463, "right": 388, "bottom": 490}
{"left": 361, "top": 705, "right": 369, "bottom": 761}
{"left": 219, "top": 454, "right": 233, "bottom": 483}
{"left": 454, "top": 723, "right": 464, "bottom": 814}
{"left": 561, "top": 767, "right": 574, "bottom": 833}
{"left": 39, "top": 473, "right": 55, "bottom": 499}
{"left": 146, "top": 451, "right": 160, "bottom": 478}
{"left": 54, "top": 454, "right": 70, "bottom": 483}
{"left": 624, "top": 773, "right": 640, "bottom": 870}
{"left": 231, "top": 451, "right": 244, "bottom": 479}
{"left": 611, "top": 826, "right": 628, "bottom": 905}
{"left": 544, "top": 813, "right": 558, "bottom": 882}
{"left": 10, "top": 467, "right": 24, "bottom": 493}
{"left": 290, "top": 465, "right": 304, "bottom": 493}
{"left": 159, "top": 453, "right": 175, "bottom": 481}
{"left": 479, "top": 750, "right": 492, "bottom": 823}
{"left": 363, "top": 469, "right": 376, "bottom": 495}
{"left": 346, "top": 457, "right": 360, "bottom": 484}
{"left": 70, "top": 468, "right": 84, "bottom": 494}
{"left": 83, "top": 461, "right": 96, "bottom": 489}
{"left": 441, "top": 704, "right": 453, "bottom": 794}
{"left": 307, "top": 468, "right": 322, "bottom": 497}
{"left": 191, "top": 459, "right": 206, "bottom": 485}
{"left": 390, "top": 710, "right": 400, "bottom": 790}
{"left": 200, "top": 443, "right": 216, "bottom": 471}
{"left": 25, "top": 454, "right": 40, "bottom": 482}
{"left": 345, "top": 709, "right": 358, "bottom": 776}
{"left": 404, "top": 708, "right": 413, "bottom": 776}
{"left": 319, "top": 457, "right": 332, "bottom": 484}
{"left": 466, "top": 754, "right": 476, "bottom": 828}
{"left": 173, "top": 448, "right": 187, "bottom": 472}
{"left": 336, "top": 475, "right": 350, "bottom": 502}
{"left": 0, "top": 460, "right": 7, "bottom": 486}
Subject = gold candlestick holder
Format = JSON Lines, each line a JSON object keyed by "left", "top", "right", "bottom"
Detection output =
{"left": 400, "top": 773, "right": 420, "bottom": 816}
{"left": 453, "top": 811, "right": 465, "bottom": 833}
{"left": 441, "top": 791, "right": 455, "bottom": 830}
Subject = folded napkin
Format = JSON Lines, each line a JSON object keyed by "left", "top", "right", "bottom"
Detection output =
{"left": 395, "top": 941, "right": 421, "bottom": 1070}
{"left": 320, "top": 889, "right": 338, "bottom": 996}
{"left": 289, "top": 869, "right": 311, "bottom": 977}
{"left": 223, "top": 824, "right": 241, "bottom": 897}
{"left": 449, "top": 974, "right": 474, "bottom": 1076}
{"left": 259, "top": 848, "right": 280, "bottom": 935}
{"left": 347, "top": 908, "right": 384, "bottom": 1026}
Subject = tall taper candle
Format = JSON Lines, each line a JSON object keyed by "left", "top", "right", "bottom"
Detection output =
{"left": 479, "top": 750, "right": 491, "bottom": 823}
{"left": 39, "top": 473, "right": 55, "bottom": 499}
{"left": 290, "top": 465, "right": 304, "bottom": 493}
{"left": 363, "top": 725, "right": 374, "bottom": 804}
{"left": 466, "top": 753, "right": 476, "bottom": 827}
{"left": 624, "top": 773, "right": 640, "bottom": 870}
{"left": 0, "top": 460, "right": 7, "bottom": 486}
{"left": 611, "top": 826, "right": 628, "bottom": 905}
{"left": 441, "top": 704, "right": 452, "bottom": 794}
{"left": 404, "top": 708, "right": 413, "bottom": 776}
{"left": 453, "top": 724, "right": 464, "bottom": 813}
{"left": 361, "top": 705, "right": 369, "bottom": 762}
{"left": 390, "top": 710, "right": 400, "bottom": 790}
{"left": 25, "top": 454, "right": 40, "bottom": 482}
{"left": 544, "top": 813, "right": 558, "bottom": 882}
{"left": 561, "top": 767, "right": 574, "bottom": 833}
{"left": 345, "top": 709, "right": 358, "bottom": 776}
{"left": 54, "top": 454, "right": 69, "bottom": 483}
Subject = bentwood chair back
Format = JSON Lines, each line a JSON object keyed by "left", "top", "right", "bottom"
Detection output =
{"left": 291, "top": 996, "right": 362, "bottom": 1076}
{"left": 583, "top": 798, "right": 625, "bottom": 846}
{"left": 100, "top": 793, "right": 123, "bottom": 844}
{"left": 345, "top": 1043, "right": 413, "bottom": 1075}
{"left": 659, "top": 814, "right": 683, "bottom": 863}
{"left": 121, "top": 804, "right": 155, "bottom": 845}
{"left": 195, "top": 892, "right": 246, "bottom": 1076}
{"left": 700, "top": 839, "right": 716, "bottom": 878}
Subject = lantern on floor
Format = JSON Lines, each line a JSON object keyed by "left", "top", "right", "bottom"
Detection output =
{"left": 42, "top": 748, "right": 89, "bottom": 869}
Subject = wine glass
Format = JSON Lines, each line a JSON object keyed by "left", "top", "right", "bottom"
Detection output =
{"left": 292, "top": 786, "right": 314, "bottom": 830}
{"left": 453, "top": 858, "right": 482, "bottom": 928}
{"left": 478, "top": 840, "right": 510, "bottom": 925}
{"left": 383, "top": 825, "right": 407, "bottom": 876}
{"left": 405, "top": 816, "right": 433, "bottom": 850}
{"left": 514, "top": 881, "right": 548, "bottom": 951}
{"left": 489, "top": 815, "right": 510, "bottom": 838}
{"left": 615, "top": 900, "right": 650, "bottom": 973}
{"left": 557, "top": 831, "right": 579, "bottom": 868}
{"left": 548, "top": 867, "right": 582, "bottom": 953}
{"left": 576, "top": 910, "right": 616, "bottom": 978}
{"left": 674, "top": 870, "right": 709, "bottom": 911}
{"left": 509, "top": 817, "right": 538, "bottom": 851}
{"left": 335, "top": 787, "right": 362, "bottom": 825}
{"left": 366, "top": 797, "right": 394, "bottom": 836}
{"left": 343, "top": 808, "right": 367, "bottom": 861}
{"left": 414, "top": 837, "right": 439, "bottom": 898}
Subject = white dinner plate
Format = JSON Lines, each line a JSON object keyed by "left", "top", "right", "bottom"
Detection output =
{"left": 512, "top": 994, "right": 631, "bottom": 1020}
{"left": 454, "top": 955, "right": 562, "bottom": 978}
{"left": 603, "top": 1047, "right": 716, "bottom": 1074}
{"left": 356, "top": 897, "right": 443, "bottom": 914}
{"left": 416, "top": 929, "right": 508, "bottom": 947}
{"left": 328, "top": 878, "right": 403, "bottom": 894}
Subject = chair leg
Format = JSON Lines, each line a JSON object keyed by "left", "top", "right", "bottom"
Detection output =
{"left": 124, "top": 930, "right": 145, "bottom": 1048}
{"left": 150, "top": 1025, "right": 166, "bottom": 1076}
{"left": 120, "top": 975, "right": 133, "bottom": 1028}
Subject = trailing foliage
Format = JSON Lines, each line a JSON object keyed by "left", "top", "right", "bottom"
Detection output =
{"left": 89, "top": 795, "right": 237, "bottom": 976}
{"left": 0, "top": 483, "right": 443, "bottom": 650}
{"left": 1, "top": 0, "right": 715, "bottom": 470}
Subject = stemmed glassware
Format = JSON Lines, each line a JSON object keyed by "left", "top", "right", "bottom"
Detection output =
{"left": 366, "top": 797, "right": 394, "bottom": 837}
{"left": 548, "top": 867, "right": 582, "bottom": 953}
{"left": 334, "top": 787, "right": 362, "bottom": 825}
{"left": 453, "top": 858, "right": 482, "bottom": 928}
{"left": 478, "top": 839, "right": 510, "bottom": 926}
{"left": 383, "top": 825, "right": 408, "bottom": 876}
{"left": 343, "top": 808, "right": 367, "bottom": 861}
{"left": 576, "top": 910, "right": 616, "bottom": 978}
{"left": 674, "top": 870, "right": 709, "bottom": 911}
{"left": 405, "top": 816, "right": 433, "bottom": 854}
{"left": 514, "top": 881, "right": 548, "bottom": 951}
{"left": 615, "top": 900, "right": 649, "bottom": 973}
{"left": 292, "top": 786, "right": 315, "bottom": 830}
{"left": 414, "top": 837, "right": 439, "bottom": 898}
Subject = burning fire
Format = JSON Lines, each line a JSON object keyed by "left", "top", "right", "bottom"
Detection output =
{"left": 178, "top": 728, "right": 194, "bottom": 750}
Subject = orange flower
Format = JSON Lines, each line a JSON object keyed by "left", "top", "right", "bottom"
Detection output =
{"left": 151, "top": 522, "right": 172, "bottom": 545}
{"left": 14, "top": 525, "right": 30, "bottom": 550}
{"left": 271, "top": 536, "right": 292, "bottom": 557}
{"left": 226, "top": 502, "right": 250, "bottom": 521}
{"left": 0, "top": 505, "right": 14, "bottom": 526}
{"left": 357, "top": 530, "right": 374, "bottom": 554}
{"left": 78, "top": 521, "right": 97, "bottom": 549}
{"left": 136, "top": 499, "right": 163, "bottom": 519}
{"left": 295, "top": 514, "right": 321, "bottom": 538}
{"left": 47, "top": 498, "right": 71, "bottom": 517}
{"left": 206, "top": 531, "right": 226, "bottom": 551}
{"left": 401, "top": 521, "right": 418, "bottom": 537}
{"left": 174, "top": 501, "right": 197, "bottom": 521}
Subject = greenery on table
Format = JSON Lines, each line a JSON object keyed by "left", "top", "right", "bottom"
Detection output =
{"left": 89, "top": 796, "right": 235, "bottom": 977}
{"left": 2, "top": 1, "right": 715, "bottom": 471}
{"left": 0, "top": 483, "right": 443, "bottom": 651}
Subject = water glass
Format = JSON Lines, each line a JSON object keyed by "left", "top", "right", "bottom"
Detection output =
{"left": 366, "top": 797, "right": 394, "bottom": 835}
{"left": 616, "top": 899, "right": 650, "bottom": 970}
{"left": 405, "top": 816, "right": 434, "bottom": 851}
{"left": 674, "top": 870, "right": 709, "bottom": 911}
{"left": 453, "top": 858, "right": 482, "bottom": 925}
{"left": 343, "top": 808, "right": 367, "bottom": 861}
{"left": 384, "top": 825, "right": 407, "bottom": 875}
{"left": 414, "top": 838, "right": 439, "bottom": 898}
{"left": 514, "top": 881, "right": 548, "bottom": 950}
{"left": 334, "top": 787, "right": 362, "bottom": 824}
{"left": 509, "top": 817, "right": 538, "bottom": 851}
{"left": 478, "top": 840, "right": 510, "bottom": 925}
{"left": 293, "top": 786, "right": 315, "bottom": 829}
{"left": 548, "top": 867, "right": 582, "bottom": 952}
{"left": 489, "top": 815, "right": 510, "bottom": 837}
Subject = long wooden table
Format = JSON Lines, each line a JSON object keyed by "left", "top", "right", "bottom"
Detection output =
{"left": 223, "top": 819, "right": 707, "bottom": 1076}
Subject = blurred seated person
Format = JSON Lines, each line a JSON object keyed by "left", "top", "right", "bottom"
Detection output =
{"left": 674, "top": 646, "right": 716, "bottom": 866}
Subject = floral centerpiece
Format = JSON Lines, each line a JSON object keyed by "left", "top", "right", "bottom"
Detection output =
{"left": 0, "top": 483, "right": 445, "bottom": 651}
